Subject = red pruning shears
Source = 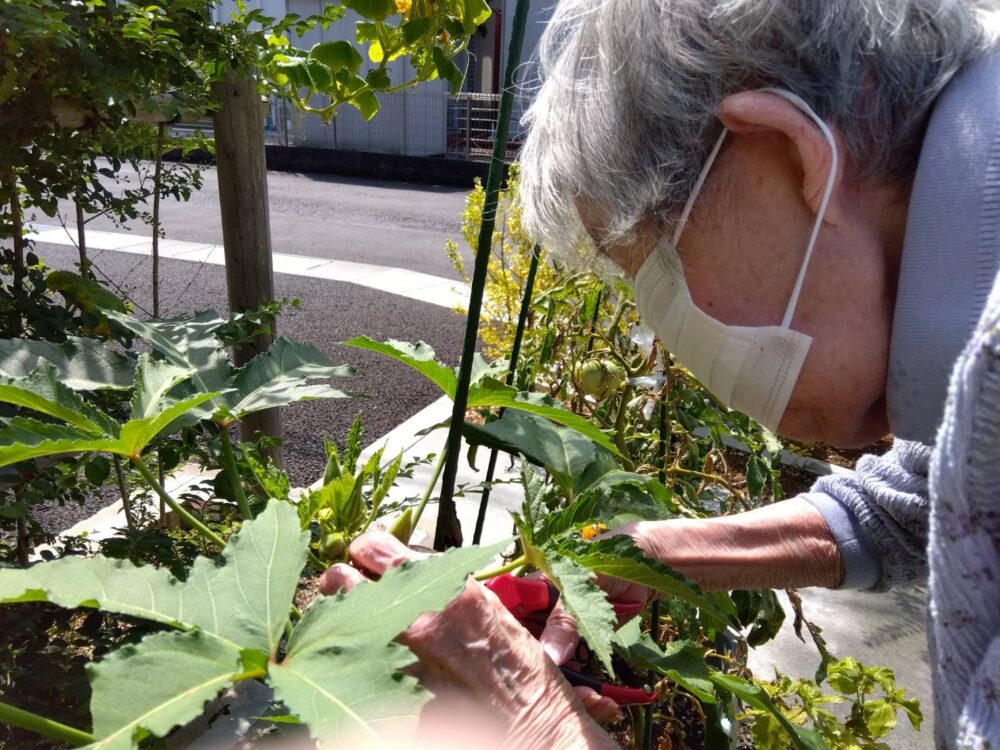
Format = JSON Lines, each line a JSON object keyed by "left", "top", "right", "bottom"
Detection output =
{"left": 485, "top": 573, "right": 658, "bottom": 705}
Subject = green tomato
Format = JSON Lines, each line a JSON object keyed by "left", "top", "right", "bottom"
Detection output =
{"left": 574, "top": 358, "right": 625, "bottom": 400}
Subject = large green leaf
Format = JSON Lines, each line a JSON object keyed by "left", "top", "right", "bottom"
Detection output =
{"left": 554, "top": 536, "right": 738, "bottom": 629}
{"left": 0, "top": 336, "right": 135, "bottom": 390}
{"left": 463, "top": 410, "right": 618, "bottom": 500}
{"left": 270, "top": 542, "right": 504, "bottom": 746}
{"left": 228, "top": 338, "right": 355, "bottom": 417}
{"left": 343, "top": 337, "right": 457, "bottom": 396}
{"left": 0, "top": 502, "right": 306, "bottom": 655}
{"left": 612, "top": 619, "right": 715, "bottom": 703}
{"left": 105, "top": 310, "right": 232, "bottom": 394}
{"left": 0, "top": 417, "right": 120, "bottom": 468}
{"left": 537, "top": 555, "right": 618, "bottom": 677}
{"left": 129, "top": 354, "right": 193, "bottom": 421}
{"left": 85, "top": 631, "right": 243, "bottom": 750}
{"left": 710, "top": 673, "right": 827, "bottom": 750}
{"left": 466, "top": 377, "right": 620, "bottom": 456}
{"left": 117, "top": 391, "right": 222, "bottom": 458}
{"left": 346, "top": 338, "right": 620, "bottom": 455}
{"left": 0, "top": 552, "right": 184, "bottom": 625}
{"left": 181, "top": 500, "right": 309, "bottom": 657}
{"left": 0, "top": 362, "right": 117, "bottom": 435}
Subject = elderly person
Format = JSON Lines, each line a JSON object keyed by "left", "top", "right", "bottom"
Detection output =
{"left": 323, "top": 1, "right": 1000, "bottom": 747}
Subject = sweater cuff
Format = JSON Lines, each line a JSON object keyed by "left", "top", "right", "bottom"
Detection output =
{"left": 801, "top": 492, "right": 882, "bottom": 590}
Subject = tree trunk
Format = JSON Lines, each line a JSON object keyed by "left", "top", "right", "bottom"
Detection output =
{"left": 212, "top": 69, "right": 282, "bottom": 466}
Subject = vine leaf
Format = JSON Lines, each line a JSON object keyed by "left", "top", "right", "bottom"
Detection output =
{"left": 270, "top": 542, "right": 505, "bottom": 746}
{"left": 463, "top": 410, "right": 618, "bottom": 500}
{"left": 85, "top": 631, "right": 243, "bottom": 750}
{"left": 344, "top": 337, "right": 457, "bottom": 396}
{"left": 612, "top": 619, "right": 715, "bottom": 703}
{"left": 710, "top": 673, "right": 827, "bottom": 750}
{"left": 465, "top": 378, "right": 621, "bottom": 457}
{"left": 346, "top": 337, "right": 621, "bottom": 456}
{"left": 0, "top": 336, "right": 135, "bottom": 390}
{"left": 554, "top": 536, "right": 738, "bottom": 629}
{"left": 536, "top": 554, "right": 618, "bottom": 677}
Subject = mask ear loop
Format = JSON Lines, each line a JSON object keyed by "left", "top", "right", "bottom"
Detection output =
{"left": 671, "top": 130, "right": 728, "bottom": 246}
{"left": 758, "top": 88, "right": 839, "bottom": 329}
{"left": 669, "top": 89, "right": 838, "bottom": 330}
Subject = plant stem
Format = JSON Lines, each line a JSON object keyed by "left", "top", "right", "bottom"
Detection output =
{"left": 0, "top": 700, "right": 94, "bottom": 747}
{"left": 307, "top": 550, "right": 326, "bottom": 570}
{"left": 613, "top": 383, "right": 635, "bottom": 468}
{"left": 473, "top": 554, "right": 527, "bottom": 582}
{"left": 218, "top": 424, "right": 253, "bottom": 520}
{"left": 131, "top": 456, "right": 226, "bottom": 548}
{"left": 411, "top": 447, "right": 447, "bottom": 530}
{"left": 112, "top": 455, "right": 135, "bottom": 530}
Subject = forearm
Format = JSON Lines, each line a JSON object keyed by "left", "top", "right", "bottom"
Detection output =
{"left": 627, "top": 498, "right": 843, "bottom": 591}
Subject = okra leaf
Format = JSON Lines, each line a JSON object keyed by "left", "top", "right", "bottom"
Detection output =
{"left": 228, "top": 338, "right": 355, "bottom": 417}
{"left": 0, "top": 362, "right": 117, "bottom": 435}
{"left": 85, "top": 631, "right": 243, "bottom": 750}
{"left": 0, "top": 502, "right": 307, "bottom": 656}
{"left": 536, "top": 552, "right": 618, "bottom": 677}
{"left": 182, "top": 501, "right": 309, "bottom": 657}
{"left": 554, "top": 536, "right": 738, "bottom": 629}
{"left": 129, "top": 354, "right": 194, "bottom": 421}
{"left": 344, "top": 337, "right": 457, "bottom": 397}
{"left": 0, "top": 417, "right": 120, "bottom": 468}
{"left": 270, "top": 542, "right": 505, "bottom": 746}
{"left": 0, "top": 336, "right": 135, "bottom": 390}
{"left": 105, "top": 310, "right": 233, "bottom": 394}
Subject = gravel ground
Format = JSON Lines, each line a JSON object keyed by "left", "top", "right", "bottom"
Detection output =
{"left": 31, "top": 242, "right": 467, "bottom": 534}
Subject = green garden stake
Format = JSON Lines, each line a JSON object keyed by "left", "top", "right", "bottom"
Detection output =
{"left": 435, "top": 0, "right": 533, "bottom": 550}
{"left": 472, "top": 245, "right": 542, "bottom": 545}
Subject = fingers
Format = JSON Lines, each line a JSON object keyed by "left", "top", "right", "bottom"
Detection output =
{"left": 538, "top": 598, "right": 579, "bottom": 665}
{"left": 319, "top": 563, "right": 367, "bottom": 595}
{"left": 574, "top": 687, "right": 623, "bottom": 724}
{"left": 348, "top": 529, "right": 427, "bottom": 577}
{"left": 319, "top": 530, "right": 427, "bottom": 596}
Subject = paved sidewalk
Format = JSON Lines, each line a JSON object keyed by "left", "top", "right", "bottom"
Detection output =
{"left": 27, "top": 222, "right": 470, "bottom": 310}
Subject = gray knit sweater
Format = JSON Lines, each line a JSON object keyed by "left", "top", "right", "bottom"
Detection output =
{"left": 802, "top": 53, "right": 1000, "bottom": 749}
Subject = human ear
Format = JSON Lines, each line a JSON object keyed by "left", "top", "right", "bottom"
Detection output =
{"left": 717, "top": 91, "right": 845, "bottom": 225}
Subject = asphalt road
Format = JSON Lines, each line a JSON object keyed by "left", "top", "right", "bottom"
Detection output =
{"left": 32, "top": 168, "right": 474, "bottom": 533}
{"left": 54, "top": 162, "right": 474, "bottom": 278}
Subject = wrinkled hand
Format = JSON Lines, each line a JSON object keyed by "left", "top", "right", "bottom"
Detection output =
{"left": 319, "top": 531, "right": 620, "bottom": 747}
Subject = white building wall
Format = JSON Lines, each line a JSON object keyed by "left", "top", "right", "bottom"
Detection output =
{"left": 212, "top": 0, "right": 542, "bottom": 157}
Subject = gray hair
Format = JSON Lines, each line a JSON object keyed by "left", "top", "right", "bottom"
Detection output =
{"left": 519, "top": 0, "right": 1000, "bottom": 259}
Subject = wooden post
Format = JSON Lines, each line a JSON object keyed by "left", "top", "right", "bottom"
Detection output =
{"left": 212, "top": 68, "right": 282, "bottom": 465}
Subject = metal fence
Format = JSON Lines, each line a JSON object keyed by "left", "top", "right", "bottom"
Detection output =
{"left": 174, "top": 92, "right": 520, "bottom": 162}
{"left": 445, "top": 92, "right": 522, "bottom": 161}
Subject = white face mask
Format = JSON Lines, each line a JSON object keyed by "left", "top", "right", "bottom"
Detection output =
{"left": 632, "top": 88, "right": 838, "bottom": 432}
